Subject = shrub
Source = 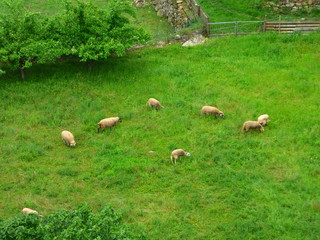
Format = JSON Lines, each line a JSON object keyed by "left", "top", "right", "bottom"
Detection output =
{"left": 0, "top": 204, "right": 145, "bottom": 240}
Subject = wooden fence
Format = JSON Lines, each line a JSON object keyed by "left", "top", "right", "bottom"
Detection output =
{"left": 264, "top": 21, "right": 320, "bottom": 33}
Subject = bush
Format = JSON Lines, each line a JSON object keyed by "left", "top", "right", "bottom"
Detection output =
{"left": 0, "top": 204, "right": 145, "bottom": 240}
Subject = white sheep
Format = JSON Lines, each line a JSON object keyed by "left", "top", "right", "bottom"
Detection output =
{"left": 22, "top": 208, "right": 42, "bottom": 217}
{"left": 201, "top": 106, "right": 224, "bottom": 118}
{"left": 97, "top": 117, "right": 122, "bottom": 133}
{"left": 61, "top": 130, "right": 76, "bottom": 147}
{"left": 242, "top": 121, "right": 264, "bottom": 132}
{"left": 170, "top": 149, "right": 191, "bottom": 164}
{"left": 146, "top": 98, "right": 164, "bottom": 110}
{"left": 258, "top": 114, "right": 269, "bottom": 126}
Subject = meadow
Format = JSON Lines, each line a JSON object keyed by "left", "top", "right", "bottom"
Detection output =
{"left": 0, "top": 32, "right": 320, "bottom": 239}
{"left": 197, "top": 0, "right": 320, "bottom": 22}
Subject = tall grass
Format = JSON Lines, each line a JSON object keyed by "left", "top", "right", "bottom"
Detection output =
{"left": 0, "top": 33, "right": 320, "bottom": 239}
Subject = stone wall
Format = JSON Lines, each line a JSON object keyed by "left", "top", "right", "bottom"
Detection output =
{"left": 265, "top": 0, "right": 320, "bottom": 13}
{"left": 151, "top": 0, "right": 189, "bottom": 29}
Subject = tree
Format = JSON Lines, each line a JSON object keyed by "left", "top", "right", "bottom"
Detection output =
{"left": 0, "top": 0, "right": 150, "bottom": 78}
{"left": 0, "top": 1, "right": 65, "bottom": 80}
{"left": 53, "top": 0, "right": 150, "bottom": 69}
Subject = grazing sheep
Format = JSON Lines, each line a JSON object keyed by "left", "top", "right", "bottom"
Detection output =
{"left": 22, "top": 208, "right": 42, "bottom": 217}
{"left": 258, "top": 114, "right": 269, "bottom": 126}
{"left": 146, "top": 98, "right": 164, "bottom": 110}
{"left": 242, "top": 121, "right": 264, "bottom": 132}
{"left": 97, "top": 117, "right": 122, "bottom": 133}
{"left": 170, "top": 149, "right": 191, "bottom": 164}
{"left": 61, "top": 130, "right": 76, "bottom": 147}
{"left": 201, "top": 106, "right": 224, "bottom": 118}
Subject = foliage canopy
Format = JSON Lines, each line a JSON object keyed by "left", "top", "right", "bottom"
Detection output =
{"left": 0, "top": 0, "right": 150, "bottom": 79}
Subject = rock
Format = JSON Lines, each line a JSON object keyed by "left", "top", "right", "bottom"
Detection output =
{"left": 182, "top": 34, "right": 206, "bottom": 47}
{"left": 157, "top": 9, "right": 165, "bottom": 17}
{"left": 156, "top": 41, "right": 166, "bottom": 48}
{"left": 174, "top": 34, "right": 181, "bottom": 40}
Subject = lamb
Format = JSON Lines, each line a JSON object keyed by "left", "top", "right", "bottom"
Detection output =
{"left": 201, "top": 106, "right": 224, "bottom": 118}
{"left": 170, "top": 149, "right": 191, "bottom": 164}
{"left": 61, "top": 130, "right": 76, "bottom": 147}
{"left": 22, "top": 208, "right": 42, "bottom": 217}
{"left": 146, "top": 98, "right": 164, "bottom": 110}
{"left": 97, "top": 117, "right": 122, "bottom": 133}
{"left": 258, "top": 114, "right": 269, "bottom": 126}
{"left": 242, "top": 121, "right": 264, "bottom": 132}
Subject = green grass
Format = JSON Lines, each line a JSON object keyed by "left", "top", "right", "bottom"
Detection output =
{"left": 19, "top": 0, "right": 174, "bottom": 42}
{"left": 1, "top": 33, "right": 320, "bottom": 239}
{"left": 198, "top": 0, "right": 320, "bottom": 22}
{"left": 198, "top": 0, "right": 265, "bottom": 22}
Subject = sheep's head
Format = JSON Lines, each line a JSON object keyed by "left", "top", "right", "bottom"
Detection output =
{"left": 118, "top": 117, "right": 122, "bottom": 122}
{"left": 70, "top": 141, "right": 76, "bottom": 147}
{"left": 220, "top": 113, "right": 225, "bottom": 118}
{"left": 185, "top": 152, "right": 191, "bottom": 157}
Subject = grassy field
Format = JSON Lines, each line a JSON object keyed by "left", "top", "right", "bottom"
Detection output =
{"left": 20, "top": 0, "right": 174, "bottom": 41}
{"left": 197, "top": 0, "right": 266, "bottom": 22}
{"left": 197, "top": 0, "right": 320, "bottom": 22}
{"left": 0, "top": 32, "right": 320, "bottom": 239}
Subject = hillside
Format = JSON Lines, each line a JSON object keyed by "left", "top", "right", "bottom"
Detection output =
{"left": 1, "top": 32, "right": 320, "bottom": 239}
{"left": 198, "top": 0, "right": 320, "bottom": 22}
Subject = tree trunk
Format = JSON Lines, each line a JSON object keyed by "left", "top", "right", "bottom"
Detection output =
{"left": 86, "top": 60, "right": 94, "bottom": 71}
{"left": 20, "top": 68, "right": 25, "bottom": 81}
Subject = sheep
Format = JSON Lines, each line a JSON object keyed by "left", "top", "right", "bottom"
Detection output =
{"left": 201, "top": 106, "right": 224, "bottom": 118}
{"left": 146, "top": 98, "right": 164, "bottom": 110}
{"left": 22, "top": 208, "right": 42, "bottom": 217}
{"left": 242, "top": 121, "right": 264, "bottom": 132}
{"left": 258, "top": 114, "right": 269, "bottom": 126}
{"left": 61, "top": 130, "right": 76, "bottom": 147}
{"left": 97, "top": 117, "right": 122, "bottom": 133}
{"left": 170, "top": 149, "right": 191, "bottom": 164}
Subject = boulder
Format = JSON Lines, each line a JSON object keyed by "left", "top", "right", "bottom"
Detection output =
{"left": 182, "top": 34, "right": 206, "bottom": 47}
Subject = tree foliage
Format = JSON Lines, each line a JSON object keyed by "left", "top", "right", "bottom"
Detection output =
{"left": 0, "top": 204, "right": 145, "bottom": 240}
{"left": 0, "top": 0, "right": 150, "bottom": 79}
{"left": 0, "top": 1, "right": 64, "bottom": 79}
{"left": 53, "top": 0, "right": 150, "bottom": 63}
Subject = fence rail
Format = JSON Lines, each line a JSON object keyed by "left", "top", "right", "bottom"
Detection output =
{"left": 265, "top": 21, "right": 320, "bottom": 33}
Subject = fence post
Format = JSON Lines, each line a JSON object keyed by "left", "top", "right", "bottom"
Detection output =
{"left": 206, "top": 17, "right": 210, "bottom": 37}
{"left": 195, "top": 3, "right": 201, "bottom": 16}
{"left": 235, "top": 22, "right": 238, "bottom": 36}
{"left": 278, "top": 15, "right": 281, "bottom": 33}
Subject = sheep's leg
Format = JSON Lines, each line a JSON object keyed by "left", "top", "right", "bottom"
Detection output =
{"left": 170, "top": 156, "right": 174, "bottom": 164}
{"left": 97, "top": 127, "right": 100, "bottom": 133}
